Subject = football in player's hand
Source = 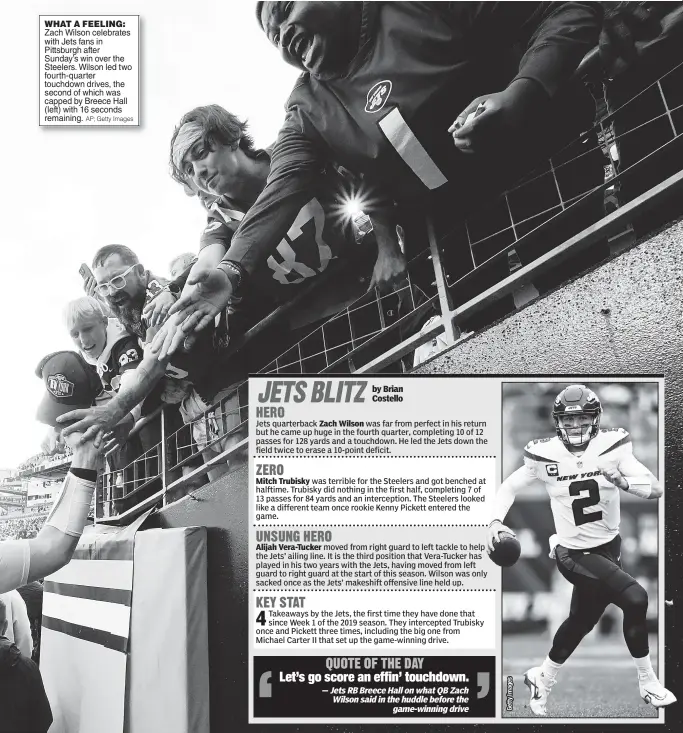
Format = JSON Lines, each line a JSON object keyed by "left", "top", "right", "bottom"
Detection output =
{"left": 488, "top": 532, "right": 521, "bottom": 567}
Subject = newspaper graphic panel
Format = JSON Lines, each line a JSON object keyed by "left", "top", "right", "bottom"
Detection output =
{"left": 249, "top": 376, "right": 499, "bottom": 723}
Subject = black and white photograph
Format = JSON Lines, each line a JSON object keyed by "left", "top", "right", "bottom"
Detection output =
{"left": 495, "top": 381, "right": 668, "bottom": 719}
{"left": 1, "top": 1, "right": 682, "bottom": 730}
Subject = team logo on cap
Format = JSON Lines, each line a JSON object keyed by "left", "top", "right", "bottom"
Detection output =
{"left": 365, "top": 80, "right": 392, "bottom": 113}
{"left": 47, "top": 373, "right": 74, "bottom": 398}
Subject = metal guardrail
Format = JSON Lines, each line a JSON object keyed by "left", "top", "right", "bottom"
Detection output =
{"left": 95, "top": 23, "right": 683, "bottom": 523}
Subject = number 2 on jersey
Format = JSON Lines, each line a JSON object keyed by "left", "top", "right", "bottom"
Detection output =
{"left": 569, "top": 479, "right": 603, "bottom": 526}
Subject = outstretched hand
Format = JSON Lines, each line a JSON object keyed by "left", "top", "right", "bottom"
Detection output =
{"left": 142, "top": 288, "right": 176, "bottom": 328}
{"left": 167, "top": 266, "right": 233, "bottom": 336}
{"left": 103, "top": 413, "right": 136, "bottom": 456}
{"left": 56, "top": 403, "right": 123, "bottom": 447}
{"left": 450, "top": 79, "right": 546, "bottom": 155}
{"left": 149, "top": 312, "right": 199, "bottom": 360}
{"left": 368, "top": 245, "right": 407, "bottom": 293}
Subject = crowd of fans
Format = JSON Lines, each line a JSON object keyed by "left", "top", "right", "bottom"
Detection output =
{"left": 8, "top": 450, "right": 73, "bottom": 479}
{"left": 0, "top": 516, "right": 46, "bottom": 542}
{"left": 21, "top": 4, "right": 683, "bottom": 519}
{"left": 0, "top": 7, "right": 680, "bottom": 733}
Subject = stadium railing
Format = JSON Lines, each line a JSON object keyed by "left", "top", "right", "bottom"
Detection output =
{"left": 95, "top": 12, "right": 683, "bottom": 523}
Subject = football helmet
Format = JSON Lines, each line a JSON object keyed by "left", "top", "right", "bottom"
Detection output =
{"left": 552, "top": 384, "right": 602, "bottom": 448}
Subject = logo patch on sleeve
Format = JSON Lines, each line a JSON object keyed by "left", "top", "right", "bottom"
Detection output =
{"left": 47, "top": 374, "right": 74, "bottom": 398}
{"left": 204, "top": 221, "right": 223, "bottom": 234}
{"left": 365, "top": 80, "right": 392, "bottom": 113}
{"left": 546, "top": 464, "right": 559, "bottom": 477}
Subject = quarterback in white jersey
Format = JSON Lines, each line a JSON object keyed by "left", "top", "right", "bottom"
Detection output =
{"left": 488, "top": 385, "right": 674, "bottom": 716}
{"left": 521, "top": 426, "right": 643, "bottom": 551}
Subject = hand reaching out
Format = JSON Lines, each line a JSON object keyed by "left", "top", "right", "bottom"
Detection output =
{"left": 142, "top": 288, "right": 176, "bottom": 328}
{"left": 450, "top": 79, "right": 547, "bottom": 155}
{"left": 166, "top": 266, "right": 233, "bottom": 338}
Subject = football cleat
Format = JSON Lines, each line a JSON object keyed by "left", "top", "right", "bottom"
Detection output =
{"left": 552, "top": 384, "right": 602, "bottom": 448}
{"left": 524, "top": 666, "right": 555, "bottom": 716}
{"left": 639, "top": 677, "right": 677, "bottom": 707}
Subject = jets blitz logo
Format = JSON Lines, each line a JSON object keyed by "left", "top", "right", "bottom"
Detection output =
{"left": 546, "top": 464, "right": 559, "bottom": 477}
{"left": 47, "top": 373, "right": 74, "bottom": 398}
{"left": 365, "top": 80, "right": 392, "bottom": 113}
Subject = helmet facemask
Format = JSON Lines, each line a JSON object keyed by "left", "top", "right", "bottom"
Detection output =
{"left": 555, "top": 412, "right": 601, "bottom": 448}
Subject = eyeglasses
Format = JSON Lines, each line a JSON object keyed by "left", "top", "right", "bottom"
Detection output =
{"left": 94, "top": 264, "right": 140, "bottom": 297}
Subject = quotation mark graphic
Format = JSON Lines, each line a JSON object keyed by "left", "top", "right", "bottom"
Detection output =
{"left": 477, "top": 672, "right": 490, "bottom": 699}
{"left": 259, "top": 671, "right": 273, "bottom": 698}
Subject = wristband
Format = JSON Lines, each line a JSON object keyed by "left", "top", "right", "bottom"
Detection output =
{"left": 217, "top": 260, "right": 244, "bottom": 293}
{"left": 45, "top": 471, "right": 96, "bottom": 537}
{"left": 163, "top": 282, "right": 181, "bottom": 295}
{"left": 147, "top": 278, "right": 165, "bottom": 298}
{"left": 623, "top": 477, "right": 652, "bottom": 499}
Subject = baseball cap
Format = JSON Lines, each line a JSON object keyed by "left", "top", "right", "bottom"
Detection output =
{"left": 35, "top": 351, "right": 101, "bottom": 427}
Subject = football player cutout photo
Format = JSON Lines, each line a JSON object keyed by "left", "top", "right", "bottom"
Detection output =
{"left": 492, "top": 382, "right": 674, "bottom": 718}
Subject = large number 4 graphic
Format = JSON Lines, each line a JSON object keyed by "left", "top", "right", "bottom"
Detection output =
{"left": 266, "top": 198, "right": 333, "bottom": 284}
{"left": 569, "top": 479, "right": 603, "bottom": 526}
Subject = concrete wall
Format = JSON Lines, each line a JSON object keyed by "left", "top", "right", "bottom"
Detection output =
{"left": 413, "top": 219, "right": 683, "bottom": 482}
{"left": 415, "top": 220, "right": 683, "bottom": 378}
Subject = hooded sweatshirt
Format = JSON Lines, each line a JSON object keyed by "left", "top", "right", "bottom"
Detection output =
{"left": 80, "top": 317, "right": 143, "bottom": 395}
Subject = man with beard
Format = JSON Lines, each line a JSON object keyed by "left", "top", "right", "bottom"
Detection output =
{"left": 57, "top": 245, "right": 236, "bottom": 482}
{"left": 90, "top": 245, "right": 178, "bottom": 340}
{"left": 168, "top": 2, "right": 604, "bottom": 335}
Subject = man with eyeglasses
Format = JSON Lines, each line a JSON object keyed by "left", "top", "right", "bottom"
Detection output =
{"left": 56, "top": 245, "right": 236, "bottom": 481}
{"left": 90, "top": 245, "right": 179, "bottom": 337}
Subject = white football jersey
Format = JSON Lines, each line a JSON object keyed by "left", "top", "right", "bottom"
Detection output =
{"left": 521, "top": 428, "right": 636, "bottom": 550}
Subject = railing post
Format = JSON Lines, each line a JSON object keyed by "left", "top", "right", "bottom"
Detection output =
{"left": 95, "top": 475, "right": 103, "bottom": 523}
{"left": 425, "top": 212, "right": 459, "bottom": 345}
{"left": 160, "top": 407, "right": 168, "bottom": 507}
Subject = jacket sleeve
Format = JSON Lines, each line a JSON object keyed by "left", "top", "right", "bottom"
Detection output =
{"left": 199, "top": 210, "right": 237, "bottom": 252}
{"left": 10, "top": 590, "right": 33, "bottom": 658}
{"left": 28, "top": 659, "right": 54, "bottom": 733}
{"left": 220, "top": 104, "right": 326, "bottom": 279}
{"left": 455, "top": 2, "right": 603, "bottom": 97}
{"left": 513, "top": 2, "right": 603, "bottom": 96}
